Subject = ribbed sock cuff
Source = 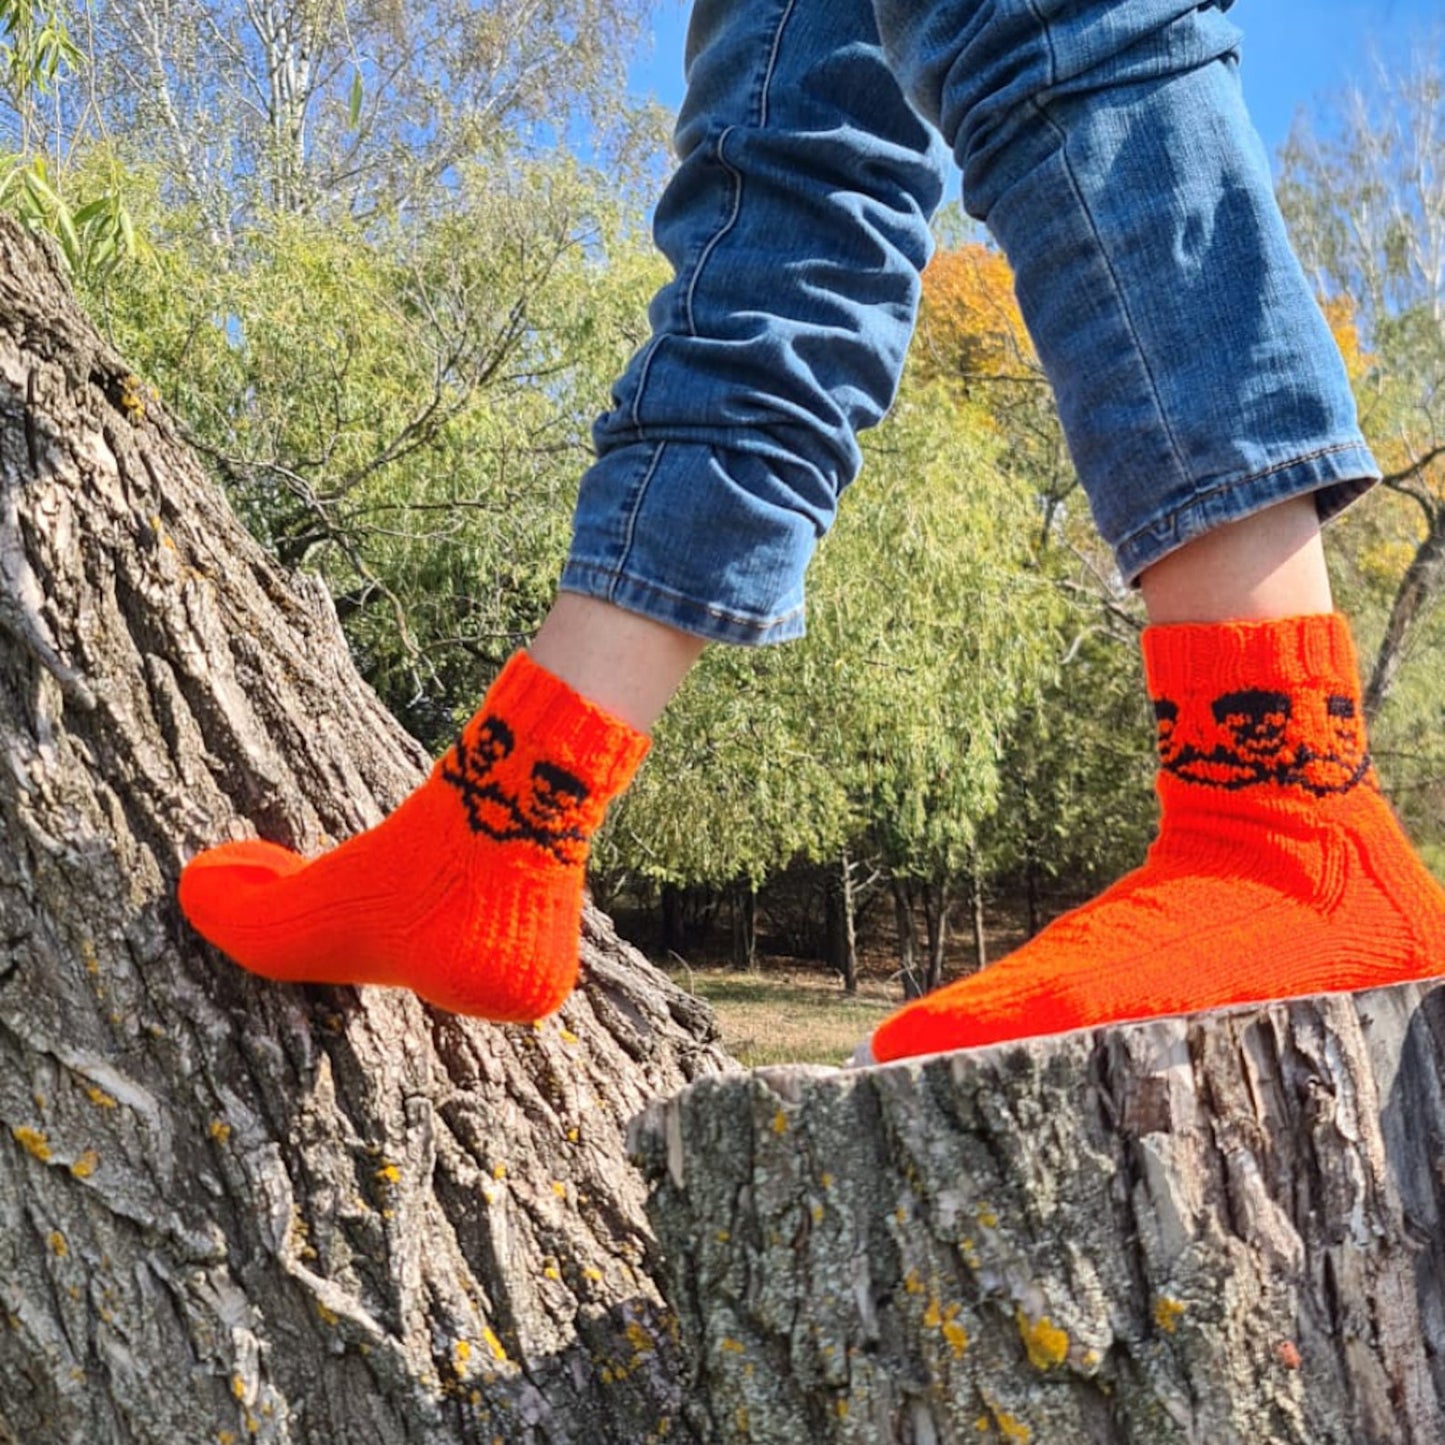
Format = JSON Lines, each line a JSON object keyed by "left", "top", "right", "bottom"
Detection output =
{"left": 1142, "top": 613, "right": 1361, "bottom": 700}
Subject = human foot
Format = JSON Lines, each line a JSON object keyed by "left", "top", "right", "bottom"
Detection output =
{"left": 870, "top": 614, "right": 1445, "bottom": 1062}
{"left": 178, "top": 652, "right": 649, "bottom": 1020}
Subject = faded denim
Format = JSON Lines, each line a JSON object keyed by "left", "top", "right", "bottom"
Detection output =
{"left": 560, "top": 0, "right": 1377, "bottom": 644}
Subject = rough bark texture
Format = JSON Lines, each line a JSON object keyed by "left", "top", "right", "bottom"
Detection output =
{"left": 0, "top": 218, "right": 733, "bottom": 1445}
{"left": 634, "top": 985, "right": 1445, "bottom": 1444}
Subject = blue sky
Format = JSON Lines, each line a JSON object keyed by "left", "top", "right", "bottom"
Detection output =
{"left": 627, "top": 0, "right": 1443, "bottom": 162}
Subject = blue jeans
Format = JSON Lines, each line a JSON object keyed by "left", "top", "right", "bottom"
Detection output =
{"left": 560, "top": 0, "right": 1377, "bottom": 645}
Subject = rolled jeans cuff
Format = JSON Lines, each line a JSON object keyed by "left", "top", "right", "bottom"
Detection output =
{"left": 561, "top": 438, "right": 815, "bottom": 645}
{"left": 1112, "top": 440, "right": 1379, "bottom": 585}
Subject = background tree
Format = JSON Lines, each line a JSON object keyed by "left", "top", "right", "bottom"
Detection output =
{"left": 1278, "top": 52, "right": 1445, "bottom": 867}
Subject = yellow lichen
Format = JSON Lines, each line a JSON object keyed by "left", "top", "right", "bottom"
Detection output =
{"left": 551, "top": 1180, "right": 567, "bottom": 1199}
{"left": 453, "top": 1339, "right": 472, "bottom": 1373}
{"left": 1153, "top": 1296, "right": 1187, "bottom": 1335}
{"left": 230, "top": 1375, "right": 246, "bottom": 1401}
{"left": 70, "top": 1150, "right": 99, "bottom": 1179}
{"left": 1016, "top": 1309, "right": 1069, "bottom": 1370}
{"left": 558, "top": 1028, "right": 579, "bottom": 1045}
{"left": 491, "top": 1162, "right": 507, "bottom": 1180}
{"left": 771, "top": 1110, "right": 788, "bottom": 1135}
{"left": 48, "top": 1231, "right": 68, "bottom": 1257}
{"left": 481, "top": 1326, "right": 509, "bottom": 1363}
{"left": 975, "top": 1202, "right": 999, "bottom": 1228}
{"left": 316, "top": 1302, "right": 338, "bottom": 1325}
{"left": 626, "top": 1321, "right": 654, "bottom": 1357}
{"left": 994, "top": 1409, "right": 1032, "bottom": 1442}
{"left": 719, "top": 1337, "right": 745, "bottom": 1354}
{"left": 940, "top": 1309, "right": 970, "bottom": 1359}
{"left": 12, "top": 1126, "right": 51, "bottom": 1162}
{"left": 905, "top": 1270, "right": 925, "bottom": 1295}
{"left": 374, "top": 1162, "right": 401, "bottom": 1185}
{"left": 208, "top": 1119, "right": 231, "bottom": 1144}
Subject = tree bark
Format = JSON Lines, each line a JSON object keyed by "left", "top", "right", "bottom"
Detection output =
{"left": 0, "top": 219, "right": 733, "bottom": 1445}
{"left": 634, "top": 984, "right": 1445, "bottom": 1444}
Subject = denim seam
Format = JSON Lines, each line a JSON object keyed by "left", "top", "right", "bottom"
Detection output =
{"left": 610, "top": 441, "right": 669, "bottom": 592}
{"left": 563, "top": 558, "right": 806, "bottom": 635}
{"left": 1023, "top": 0, "right": 1059, "bottom": 88}
{"left": 757, "top": 0, "right": 800, "bottom": 129}
{"left": 1116, "top": 439, "right": 1375, "bottom": 561}
{"left": 1023, "top": 0, "right": 1193, "bottom": 491}
{"left": 684, "top": 127, "right": 746, "bottom": 337}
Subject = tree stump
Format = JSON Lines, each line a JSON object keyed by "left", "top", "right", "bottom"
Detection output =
{"left": 0, "top": 217, "right": 733, "bottom": 1445}
{"left": 633, "top": 986, "right": 1445, "bottom": 1444}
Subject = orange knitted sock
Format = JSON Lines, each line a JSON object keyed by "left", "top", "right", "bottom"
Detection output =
{"left": 871, "top": 613, "right": 1445, "bottom": 1062}
{"left": 178, "top": 652, "right": 649, "bottom": 1020}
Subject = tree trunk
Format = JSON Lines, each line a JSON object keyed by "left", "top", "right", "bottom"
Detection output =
{"left": 1025, "top": 846, "right": 1042, "bottom": 938}
{"left": 824, "top": 851, "right": 859, "bottom": 996}
{"left": 730, "top": 884, "right": 758, "bottom": 972}
{"left": 634, "top": 984, "right": 1445, "bottom": 1444}
{"left": 969, "top": 865, "right": 987, "bottom": 974}
{"left": 0, "top": 219, "right": 733, "bottom": 1445}
{"left": 892, "top": 876, "right": 921, "bottom": 999}
{"left": 1364, "top": 508, "right": 1445, "bottom": 724}
{"left": 921, "top": 878, "right": 949, "bottom": 993}
{"left": 661, "top": 882, "right": 687, "bottom": 957}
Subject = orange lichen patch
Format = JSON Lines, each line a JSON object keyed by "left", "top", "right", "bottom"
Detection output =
{"left": 12, "top": 1126, "right": 51, "bottom": 1162}
{"left": 1274, "top": 1339, "right": 1302, "bottom": 1371}
{"left": 374, "top": 1162, "right": 401, "bottom": 1185}
{"left": 1016, "top": 1309, "right": 1069, "bottom": 1370}
{"left": 1153, "top": 1296, "right": 1187, "bottom": 1335}
{"left": 83, "top": 1084, "right": 117, "bottom": 1109}
{"left": 70, "top": 1150, "right": 99, "bottom": 1179}
{"left": 904, "top": 1270, "right": 926, "bottom": 1295}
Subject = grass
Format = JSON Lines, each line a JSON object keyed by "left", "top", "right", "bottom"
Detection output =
{"left": 663, "top": 965, "right": 900, "bottom": 1067}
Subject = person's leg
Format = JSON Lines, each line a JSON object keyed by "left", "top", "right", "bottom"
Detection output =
{"left": 866, "top": 0, "right": 1445, "bottom": 1061}
{"left": 178, "top": 0, "right": 951, "bottom": 1019}
{"left": 1138, "top": 496, "right": 1334, "bottom": 626}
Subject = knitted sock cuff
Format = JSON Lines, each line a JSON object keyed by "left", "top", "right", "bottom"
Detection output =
{"left": 1142, "top": 613, "right": 1361, "bottom": 701}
